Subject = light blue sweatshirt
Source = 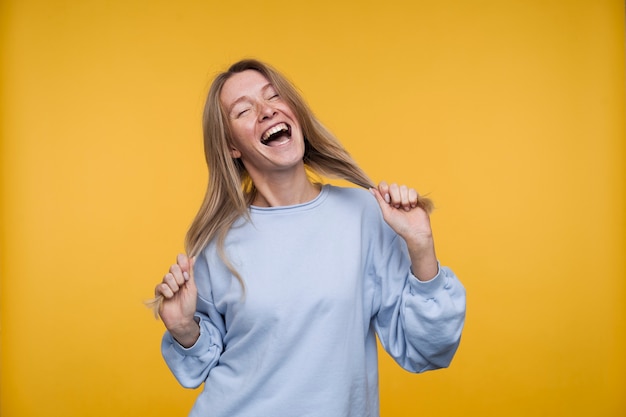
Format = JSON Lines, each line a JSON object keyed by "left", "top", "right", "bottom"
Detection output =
{"left": 162, "top": 185, "right": 466, "bottom": 417}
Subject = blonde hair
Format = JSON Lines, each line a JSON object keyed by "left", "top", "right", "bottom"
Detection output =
{"left": 147, "top": 59, "right": 432, "bottom": 315}
{"left": 186, "top": 60, "right": 376, "bottom": 272}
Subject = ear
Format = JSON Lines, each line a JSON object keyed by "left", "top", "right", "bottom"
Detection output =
{"left": 229, "top": 147, "right": 242, "bottom": 159}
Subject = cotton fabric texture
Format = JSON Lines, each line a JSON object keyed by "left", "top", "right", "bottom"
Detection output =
{"left": 162, "top": 185, "right": 466, "bottom": 417}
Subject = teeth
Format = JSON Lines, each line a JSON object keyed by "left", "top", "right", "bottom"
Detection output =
{"left": 262, "top": 123, "right": 289, "bottom": 142}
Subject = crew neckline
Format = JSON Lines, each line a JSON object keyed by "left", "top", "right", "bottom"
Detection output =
{"left": 249, "top": 184, "right": 330, "bottom": 214}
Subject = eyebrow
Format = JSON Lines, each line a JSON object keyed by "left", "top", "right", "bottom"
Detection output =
{"left": 226, "top": 82, "right": 275, "bottom": 114}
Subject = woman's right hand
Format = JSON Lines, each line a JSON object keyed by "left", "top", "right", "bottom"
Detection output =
{"left": 154, "top": 253, "right": 200, "bottom": 348}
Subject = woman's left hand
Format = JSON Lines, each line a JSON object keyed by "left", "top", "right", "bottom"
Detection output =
{"left": 370, "top": 181, "right": 438, "bottom": 280}
{"left": 370, "top": 182, "right": 432, "bottom": 241}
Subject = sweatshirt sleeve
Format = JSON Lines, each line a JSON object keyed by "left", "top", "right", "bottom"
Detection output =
{"left": 373, "top": 234, "right": 466, "bottom": 373}
{"left": 161, "top": 253, "right": 225, "bottom": 389}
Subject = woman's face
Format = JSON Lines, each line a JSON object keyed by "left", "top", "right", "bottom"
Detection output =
{"left": 220, "top": 70, "right": 305, "bottom": 179}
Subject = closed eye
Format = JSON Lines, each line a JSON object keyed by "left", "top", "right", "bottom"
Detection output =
{"left": 264, "top": 84, "right": 279, "bottom": 101}
{"left": 231, "top": 104, "right": 252, "bottom": 118}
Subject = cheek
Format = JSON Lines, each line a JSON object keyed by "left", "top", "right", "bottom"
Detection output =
{"left": 281, "top": 104, "right": 298, "bottom": 121}
{"left": 283, "top": 107, "right": 302, "bottom": 133}
{"left": 229, "top": 122, "right": 257, "bottom": 148}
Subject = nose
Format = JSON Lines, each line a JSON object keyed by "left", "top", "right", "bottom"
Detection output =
{"left": 257, "top": 102, "right": 277, "bottom": 121}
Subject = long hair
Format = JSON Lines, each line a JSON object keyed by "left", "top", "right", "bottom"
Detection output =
{"left": 185, "top": 59, "right": 431, "bottom": 284}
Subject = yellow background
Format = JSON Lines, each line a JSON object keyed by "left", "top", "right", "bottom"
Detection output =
{"left": 1, "top": 0, "right": 624, "bottom": 416}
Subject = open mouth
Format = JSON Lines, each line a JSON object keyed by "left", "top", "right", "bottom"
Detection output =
{"left": 261, "top": 123, "right": 292, "bottom": 146}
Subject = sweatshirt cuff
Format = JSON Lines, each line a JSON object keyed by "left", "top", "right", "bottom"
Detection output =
{"left": 409, "top": 262, "right": 452, "bottom": 296}
{"left": 168, "top": 315, "right": 214, "bottom": 357}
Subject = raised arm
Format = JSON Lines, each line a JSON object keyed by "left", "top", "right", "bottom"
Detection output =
{"left": 156, "top": 253, "right": 224, "bottom": 388}
{"left": 370, "top": 182, "right": 466, "bottom": 371}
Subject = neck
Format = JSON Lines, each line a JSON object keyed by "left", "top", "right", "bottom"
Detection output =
{"left": 251, "top": 168, "right": 320, "bottom": 207}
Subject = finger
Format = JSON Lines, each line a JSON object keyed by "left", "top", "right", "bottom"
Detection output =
{"left": 399, "top": 184, "right": 411, "bottom": 211}
{"left": 163, "top": 272, "right": 181, "bottom": 292}
{"left": 155, "top": 282, "right": 175, "bottom": 299}
{"left": 189, "top": 256, "right": 196, "bottom": 280}
{"left": 377, "top": 181, "right": 391, "bottom": 204}
{"left": 409, "top": 188, "right": 419, "bottom": 208}
{"left": 388, "top": 183, "right": 402, "bottom": 209}
{"left": 177, "top": 253, "right": 191, "bottom": 281}
{"left": 186, "top": 256, "right": 197, "bottom": 289}
{"left": 169, "top": 263, "right": 186, "bottom": 286}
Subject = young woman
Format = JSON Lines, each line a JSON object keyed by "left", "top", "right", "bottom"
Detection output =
{"left": 152, "top": 59, "right": 466, "bottom": 417}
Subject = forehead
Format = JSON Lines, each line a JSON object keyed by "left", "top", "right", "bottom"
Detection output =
{"left": 220, "top": 70, "right": 271, "bottom": 107}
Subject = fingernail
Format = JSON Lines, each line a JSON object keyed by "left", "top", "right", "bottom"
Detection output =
{"left": 384, "top": 193, "right": 390, "bottom": 203}
{"left": 183, "top": 271, "right": 190, "bottom": 281}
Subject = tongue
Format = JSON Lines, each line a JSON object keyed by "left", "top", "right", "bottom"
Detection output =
{"left": 263, "top": 132, "right": 290, "bottom": 146}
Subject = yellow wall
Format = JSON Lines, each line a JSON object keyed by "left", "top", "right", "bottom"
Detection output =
{"left": 1, "top": 0, "right": 624, "bottom": 416}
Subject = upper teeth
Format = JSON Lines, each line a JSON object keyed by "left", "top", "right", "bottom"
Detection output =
{"left": 262, "top": 123, "right": 289, "bottom": 142}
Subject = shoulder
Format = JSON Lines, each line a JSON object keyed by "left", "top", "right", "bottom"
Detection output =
{"left": 325, "top": 184, "right": 376, "bottom": 206}
{"left": 324, "top": 184, "right": 382, "bottom": 220}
